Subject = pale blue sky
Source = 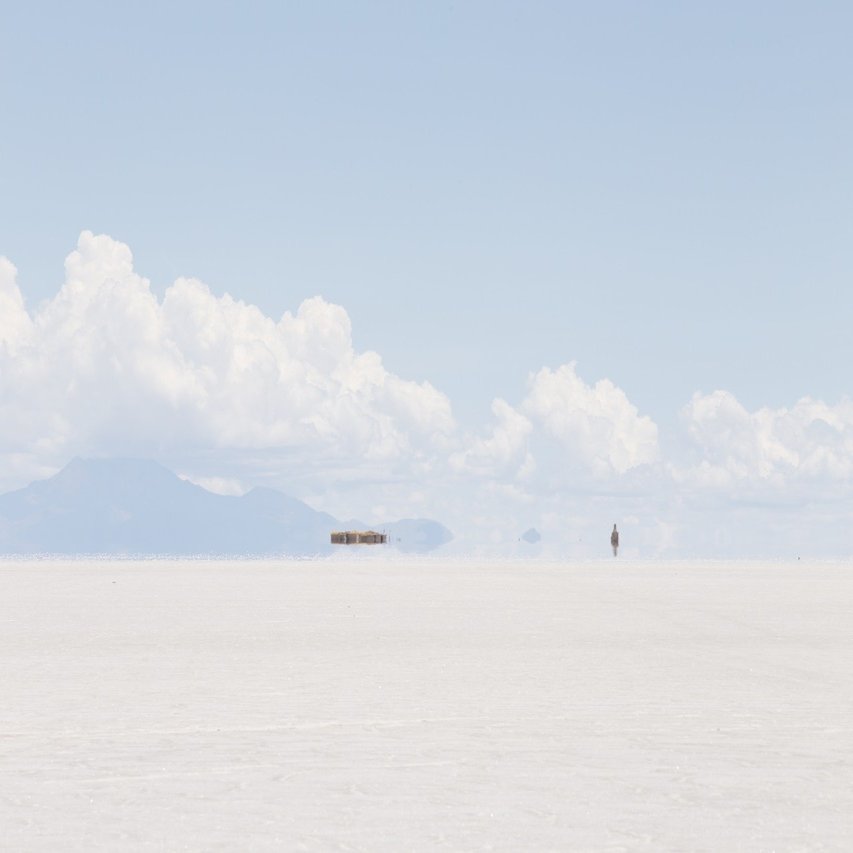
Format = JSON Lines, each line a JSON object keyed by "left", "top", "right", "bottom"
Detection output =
{"left": 3, "top": 0, "right": 852, "bottom": 431}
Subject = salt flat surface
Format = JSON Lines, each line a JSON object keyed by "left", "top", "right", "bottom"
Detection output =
{"left": 1, "top": 559, "right": 852, "bottom": 851}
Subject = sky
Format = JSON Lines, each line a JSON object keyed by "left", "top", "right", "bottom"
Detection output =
{"left": 2, "top": 2, "right": 853, "bottom": 556}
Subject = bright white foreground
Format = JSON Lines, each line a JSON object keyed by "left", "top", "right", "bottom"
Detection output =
{"left": 1, "top": 559, "right": 851, "bottom": 851}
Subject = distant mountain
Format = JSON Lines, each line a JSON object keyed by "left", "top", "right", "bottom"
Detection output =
{"left": 383, "top": 518, "right": 454, "bottom": 552}
{"left": 521, "top": 527, "right": 541, "bottom": 544}
{"left": 342, "top": 517, "right": 454, "bottom": 553}
{"left": 0, "top": 458, "right": 452, "bottom": 556}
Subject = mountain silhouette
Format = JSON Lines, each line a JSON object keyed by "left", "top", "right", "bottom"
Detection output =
{"left": 382, "top": 518, "right": 454, "bottom": 552}
{"left": 0, "top": 458, "right": 451, "bottom": 556}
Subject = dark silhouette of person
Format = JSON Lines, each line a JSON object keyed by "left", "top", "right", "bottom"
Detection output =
{"left": 611, "top": 524, "right": 619, "bottom": 556}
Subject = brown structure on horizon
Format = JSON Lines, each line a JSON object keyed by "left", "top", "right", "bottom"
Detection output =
{"left": 330, "top": 530, "right": 387, "bottom": 545}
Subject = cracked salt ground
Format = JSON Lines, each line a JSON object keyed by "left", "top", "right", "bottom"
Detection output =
{"left": 1, "top": 559, "right": 852, "bottom": 851}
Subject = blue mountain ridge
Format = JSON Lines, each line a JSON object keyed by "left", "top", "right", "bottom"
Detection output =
{"left": 0, "top": 458, "right": 452, "bottom": 556}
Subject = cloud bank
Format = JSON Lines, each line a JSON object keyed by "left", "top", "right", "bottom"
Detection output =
{"left": 0, "top": 232, "right": 453, "bottom": 484}
{"left": 2, "top": 232, "right": 852, "bottom": 556}
{"left": 678, "top": 390, "right": 853, "bottom": 487}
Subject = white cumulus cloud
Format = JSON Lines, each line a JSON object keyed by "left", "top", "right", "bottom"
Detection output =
{"left": 521, "top": 363, "right": 659, "bottom": 475}
{"left": 450, "top": 398, "right": 534, "bottom": 478}
{"left": 450, "top": 363, "right": 659, "bottom": 486}
{"left": 0, "top": 258, "right": 33, "bottom": 351}
{"left": 0, "top": 231, "right": 454, "bottom": 490}
{"left": 679, "top": 389, "right": 853, "bottom": 487}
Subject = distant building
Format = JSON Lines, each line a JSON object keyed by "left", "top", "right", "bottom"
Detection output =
{"left": 330, "top": 530, "right": 387, "bottom": 545}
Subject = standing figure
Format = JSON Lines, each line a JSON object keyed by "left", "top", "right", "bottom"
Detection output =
{"left": 610, "top": 523, "right": 619, "bottom": 556}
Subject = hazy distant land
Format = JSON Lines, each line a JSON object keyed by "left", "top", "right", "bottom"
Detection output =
{"left": 0, "top": 458, "right": 452, "bottom": 556}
